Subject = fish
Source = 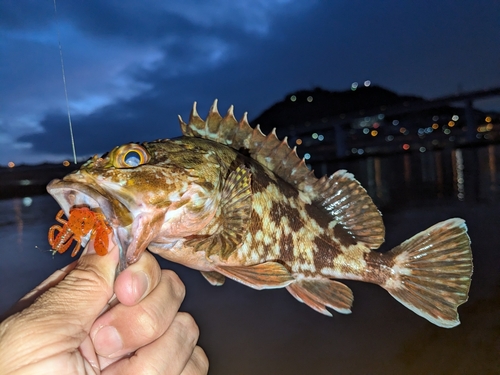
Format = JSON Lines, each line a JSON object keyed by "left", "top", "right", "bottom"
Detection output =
{"left": 47, "top": 100, "right": 473, "bottom": 328}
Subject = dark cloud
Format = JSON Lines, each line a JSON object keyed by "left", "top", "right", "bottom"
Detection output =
{"left": 4, "top": 1, "right": 500, "bottom": 164}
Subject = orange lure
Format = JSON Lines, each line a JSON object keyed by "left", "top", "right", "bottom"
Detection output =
{"left": 48, "top": 206, "right": 112, "bottom": 257}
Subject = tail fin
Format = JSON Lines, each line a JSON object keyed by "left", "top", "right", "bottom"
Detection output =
{"left": 383, "top": 218, "right": 472, "bottom": 328}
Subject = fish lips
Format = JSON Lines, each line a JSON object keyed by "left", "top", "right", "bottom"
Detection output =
{"left": 47, "top": 178, "right": 134, "bottom": 272}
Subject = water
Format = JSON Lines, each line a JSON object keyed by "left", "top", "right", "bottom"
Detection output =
{"left": 1, "top": 146, "right": 499, "bottom": 374}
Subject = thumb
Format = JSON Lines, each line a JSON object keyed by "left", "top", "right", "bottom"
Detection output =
{"left": 37, "top": 237, "right": 119, "bottom": 329}
{"left": 0, "top": 237, "right": 119, "bottom": 370}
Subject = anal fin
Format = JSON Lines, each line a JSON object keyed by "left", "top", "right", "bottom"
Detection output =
{"left": 201, "top": 271, "right": 226, "bottom": 286}
{"left": 286, "top": 278, "right": 354, "bottom": 316}
{"left": 215, "top": 262, "right": 294, "bottom": 290}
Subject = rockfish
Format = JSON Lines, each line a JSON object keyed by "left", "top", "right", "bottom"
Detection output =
{"left": 47, "top": 101, "right": 473, "bottom": 328}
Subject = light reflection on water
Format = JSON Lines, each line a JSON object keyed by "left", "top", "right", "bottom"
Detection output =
{"left": 314, "top": 144, "right": 500, "bottom": 208}
{"left": 1, "top": 146, "right": 499, "bottom": 374}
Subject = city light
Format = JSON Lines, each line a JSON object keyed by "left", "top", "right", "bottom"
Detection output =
{"left": 351, "top": 82, "right": 358, "bottom": 91}
{"left": 364, "top": 80, "right": 371, "bottom": 87}
{"left": 448, "top": 121, "right": 455, "bottom": 127}
{"left": 402, "top": 144, "right": 410, "bottom": 150}
{"left": 304, "top": 153, "right": 311, "bottom": 160}
{"left": 290, "top": 95, "right": 297, "bottom": 102}
{"left": 452, "top": 115, "right": 459, "bottom": 121}
{"left": 432, "top": 123, "right": 439, "bottom": 129}
{"left": 295, "top": 138, "right": 302, "bottom": 145}
{"left": 392, "top": 120, "right": 399, "bottom": 126}
{"left": 485, "top": 116, "right": 492, "bottom": 123}
{"left": 312, "top": 133, "right": 318, "bottom": 139}
{"left": 63, "top": 160, "right": 70, "bottom": 166}
{"left": 8, "top": 162, "right": 15, "bottom": 168}
{"left": 307, "top": 96, "right": 313, "bottom": 102}
{"left": 370, "top": 130, "right": 378, "bottom": 137}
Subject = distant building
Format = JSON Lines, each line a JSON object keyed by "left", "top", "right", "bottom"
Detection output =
{"left": 250, "top": 86, "right": 499, "bottom": 169}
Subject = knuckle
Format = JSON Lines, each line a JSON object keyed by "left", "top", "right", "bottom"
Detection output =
{"left": 192, "top": 346, "right": 210, "bottom": 374}
{"left": 174, "top": 312, "right": 199, "bottom": 342}
{"left": 135, "top": 303, "right": 163, "bottom": 341}
{"left": 64, "top": 266, "right": 109, "bottom": 295}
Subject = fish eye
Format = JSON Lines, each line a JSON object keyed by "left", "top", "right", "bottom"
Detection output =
{"left": 113, "top": 144, "right": 150, "bottom": 168}
{"left": 124, "top": 151, "right": 142, "bottom": 167}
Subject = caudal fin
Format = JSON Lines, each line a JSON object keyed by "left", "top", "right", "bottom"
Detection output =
{"left": 383, "top": 218, "right": 472, "bottom": 328}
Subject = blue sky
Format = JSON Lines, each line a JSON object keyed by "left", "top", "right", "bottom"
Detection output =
{"left": 1, "top": 0, "right": 499, "bottom": 165}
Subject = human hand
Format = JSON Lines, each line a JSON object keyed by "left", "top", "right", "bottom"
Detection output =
{"left": 0, "top": 236, "right": 209, "bottom": 374}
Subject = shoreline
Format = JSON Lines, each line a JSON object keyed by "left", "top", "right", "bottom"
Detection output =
{"left": 0, "top": 163, "right": 81, "bottom": 200}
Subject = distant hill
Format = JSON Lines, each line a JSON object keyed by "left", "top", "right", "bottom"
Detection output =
{"left": 251, "top": 85, "right": 424, "bottom": 133}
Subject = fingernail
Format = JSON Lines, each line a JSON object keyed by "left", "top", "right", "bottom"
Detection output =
{"left": 132, "top": 271, "right": 149, "bottom": 301}
{"left": 93, "top": 325, "right": 123, "bottom": 357}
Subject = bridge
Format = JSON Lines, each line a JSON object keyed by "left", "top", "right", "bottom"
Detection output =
{"left": 294, "top": 86, "right": 500, "bottom": 158}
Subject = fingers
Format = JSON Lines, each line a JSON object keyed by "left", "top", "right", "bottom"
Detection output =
{"left": 92, "top": 269, "right": 186, "bottom": 360}
{"left": 181, "top": 346, "right": 210, "bottom": 375}
{"left": 114, "top": 250, "right": 162, "bottom": 306}
{"left": 0, "top": 234, "right": 120, "bottom": 373}
{"left": 103, "top": 313, "right": 206, "bottom": 375}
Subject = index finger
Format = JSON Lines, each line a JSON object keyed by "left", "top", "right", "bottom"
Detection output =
{"left": 113, "top": 251, "right": 162, "bottom": 306}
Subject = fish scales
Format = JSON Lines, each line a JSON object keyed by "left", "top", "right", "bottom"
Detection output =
{"left": 47, "top": 100, "right": 473, "bottom": 328}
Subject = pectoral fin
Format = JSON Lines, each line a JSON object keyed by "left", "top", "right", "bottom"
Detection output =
{"left": 201, "top": 271, "right": 226, "bottom": 286}
{"left": 215, "top": 262, "right": 294, "bottom": 290}
{"left": 286, "top": 278, "right": 353, "bottom": 316}
{"left": 186, "top": 165, "right": 252, "bottom": 260}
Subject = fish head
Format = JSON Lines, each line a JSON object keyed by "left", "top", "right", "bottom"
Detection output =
{"left": 47, "top": 138, "right": 223, "bottom": 270}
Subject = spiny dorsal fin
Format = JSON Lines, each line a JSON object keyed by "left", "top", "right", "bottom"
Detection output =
{"left": 178, "top": 101, "right": 385, "bottom": 249}
{"left": 178, "top": 100, "right": 317, "bottom": 190}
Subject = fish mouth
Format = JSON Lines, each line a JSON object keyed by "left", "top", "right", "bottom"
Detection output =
{"left": 47, "top": 178, "right": 134, "bottom": 272}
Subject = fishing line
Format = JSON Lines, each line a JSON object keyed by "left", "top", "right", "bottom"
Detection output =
{"left": 53, "top": 0, "right": 77, "bottom": 164}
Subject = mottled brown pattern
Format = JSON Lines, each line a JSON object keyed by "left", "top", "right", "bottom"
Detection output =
{"left": 333, "top": 224, "right": 357, "bottom": 247}
{"left": 312, "top": 236, "right": 343, "bottom": 274}
{"left": 362, "top": 250, "right": 396, "bottom": 285}
{"left": 47, "top": 101, "right": 473, "bottom": 328}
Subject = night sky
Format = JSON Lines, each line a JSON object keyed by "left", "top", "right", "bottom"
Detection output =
{"left": 1, "top": 1, "right": 499, "bottom": 166}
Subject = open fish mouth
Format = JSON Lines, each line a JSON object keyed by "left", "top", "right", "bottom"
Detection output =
{"left": 47, "top": 179, "right": 134, "bottom": 272}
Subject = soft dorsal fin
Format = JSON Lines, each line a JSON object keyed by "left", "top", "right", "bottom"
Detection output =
{"left": 178, "top": 100, "right": 317, "bottom": 190}
{"left": 314, "top": 170, "right": 385, "bottom": 249}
